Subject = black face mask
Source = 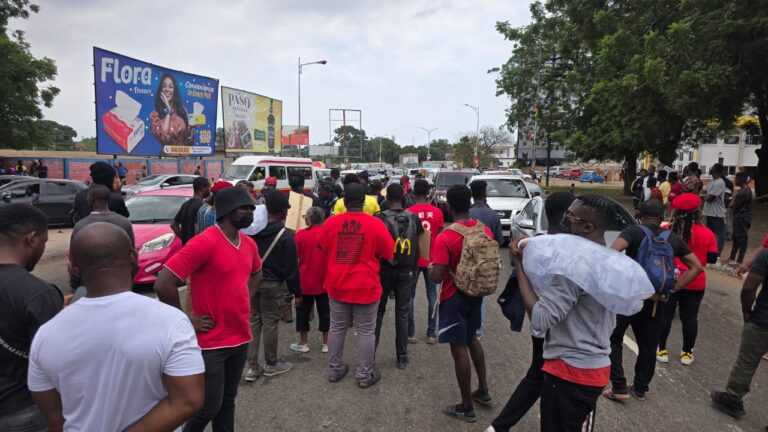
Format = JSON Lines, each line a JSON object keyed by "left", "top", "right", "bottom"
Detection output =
{"left": 232, "top": 213, "right": 254, "bottom": 229}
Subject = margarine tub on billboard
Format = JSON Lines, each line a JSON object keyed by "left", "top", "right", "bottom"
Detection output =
{"left": 221, "top": 86, "right": 283, "bottom": 153}
{"left": 93, "top": 47, "right": 219, "bottom": 156}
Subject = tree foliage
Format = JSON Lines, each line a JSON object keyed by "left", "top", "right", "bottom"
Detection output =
{"left": 0, "top": 0, "right": 60, "bottom": 149}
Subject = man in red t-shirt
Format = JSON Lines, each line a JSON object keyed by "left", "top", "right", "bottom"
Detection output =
{"left": 322, "top": 183, "right": 394, "bottom": 388}
{"left": 429, "top": 185, "right": 491, "bottom": 423}
{"left": 154, "top": 187, "right": 262, "bottom": 432}
{"left": 291, "top": 207, "right": 330, "bottom": 354}
{"left": 408, "top": 179, "right": 444, "bottom": 344}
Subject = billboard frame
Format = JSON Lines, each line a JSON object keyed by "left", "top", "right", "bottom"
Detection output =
{"left": 328, "top": 108, "right": 363, "bottom": 161}
{"left": 93, "top": 46, "right": 219, "bottom": 157}
{"left": 220, "top": 85, "right": 283, "bottom": 155}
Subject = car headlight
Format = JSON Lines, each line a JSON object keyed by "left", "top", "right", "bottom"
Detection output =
{"left": 140, "top": 233, "right": 175, "bottom": 253}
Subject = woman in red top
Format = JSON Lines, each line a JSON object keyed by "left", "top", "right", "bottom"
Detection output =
{"left": 291, "top": 207, "right": 330, "bottom": 354}
{"left": 658, "top": 193, "right": 718, "bottom": 366}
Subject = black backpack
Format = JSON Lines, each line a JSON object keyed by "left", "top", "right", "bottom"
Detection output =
{"left": 379, "top": 209, "right": 420, "bottom": 270}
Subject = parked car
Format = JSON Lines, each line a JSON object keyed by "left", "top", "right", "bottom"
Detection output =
{"left": 221, "top": 156, "right": 315, "bottom": 193}
{"left": 0, "top": 175, "right": 24, "bottom": 188}
{"left": 432, "top": 170, "right": 479, "bottom": 203}
{"left": 565, "top": 168, "right": 583, "bottom": 180}
{"left": 0, "top": 178, "right": 87, "bottom": 226}
{"left": 579, "top": 171, "right": 605, "bottom": 183}
{"left": 468, "top": 174, "right": 539, "bottom": 244}
{"left": 506, "top": 168, "right": 533, "bottom": 181}
{"left": 512, "top": 195, "right": 635, "bottom": 245}
{"left": 121, "top": 174, "right": 199, "bottom": 197}
{"left": 126, "top": 186, "right": 191, "bottom": 285}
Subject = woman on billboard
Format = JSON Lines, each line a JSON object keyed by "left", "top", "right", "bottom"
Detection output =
{"left": 150, "top": 73, "right": 189, "bottom": 146}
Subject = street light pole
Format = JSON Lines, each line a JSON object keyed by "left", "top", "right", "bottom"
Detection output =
{"left": 417, "top": 127, "right": 438, "bottom": 161}
{"left": 298, "top": 57, "right": 327, "bottom": 157}
{"left": 464, "top": 104, "right": 480, "bottom": 167}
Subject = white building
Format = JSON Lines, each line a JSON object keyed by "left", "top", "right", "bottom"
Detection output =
{"left": 493, "top": 143, "right": 516, "bottom": 167}
{"left": 670, "top": 131, "right": 760, "bottom": 176}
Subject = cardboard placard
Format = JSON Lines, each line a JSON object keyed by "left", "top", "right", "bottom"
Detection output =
{"left": 419, "top": 230, "right": 431, "bottom": 262}
{"left": 286, "top": 191, "right": 314, "bottom": 231}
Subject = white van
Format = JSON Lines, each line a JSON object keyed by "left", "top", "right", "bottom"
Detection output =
{"left": 221, "top": 156, "right": 315, "bottom": 192}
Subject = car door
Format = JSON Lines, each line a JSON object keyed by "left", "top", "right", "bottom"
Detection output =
{"left": 39, "top": 181, "right": 73, "bottom": 224}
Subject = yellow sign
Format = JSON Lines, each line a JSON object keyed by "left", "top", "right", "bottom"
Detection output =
{"left": 221, "top": 86, "right": 282, "bottom": 153}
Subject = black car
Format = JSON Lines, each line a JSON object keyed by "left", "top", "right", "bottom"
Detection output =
{"left": 0, "top": 178, "right": 88, "bottom": 226}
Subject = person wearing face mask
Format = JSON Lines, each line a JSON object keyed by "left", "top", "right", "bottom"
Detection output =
{"left": 245, "top": 190, "right": 300, "bottom": 381}
{"left": 154, "top": 187, "right": 262, "bottom": 432}
{"left": 0, "top": 204, "right": 62, "bottom": 432}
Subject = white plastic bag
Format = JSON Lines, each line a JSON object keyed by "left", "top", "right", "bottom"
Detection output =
{"left": 240, "top": 204, "right": 268, "bottom": 236}
{"left": 522, "top": 234, "right": 654, "bottom": 316}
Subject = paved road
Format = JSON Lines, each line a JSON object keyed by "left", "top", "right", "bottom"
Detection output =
{"left": 32, "top": 231, "right": 768, "bottom": 431}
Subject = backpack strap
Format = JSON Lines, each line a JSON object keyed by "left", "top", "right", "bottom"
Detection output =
{"left": 262, "top": 227, "right": 286, "bottom": 262}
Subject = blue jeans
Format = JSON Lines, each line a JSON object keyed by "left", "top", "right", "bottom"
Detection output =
{"left": 706, "top": 216, "right": 726, "bottom": 255}
{"left": 420, "top": 268, "right": 438, "bottom": 337}
{"left": 0, "top": 405, "right": 47, "bottom": 432}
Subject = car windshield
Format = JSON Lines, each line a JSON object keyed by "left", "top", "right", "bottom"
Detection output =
{"left": 135, "top": 175, "right": 164, "bottom": 186}
{"left": 584, "top": 171, "right": 595, "bottom": 175}
{"left": 127, "top": 195, "right": 189, "bottom": 223}
{"left": 508, "top": 169, "right": 523, "bottom": 176}
{"left": 483, "top": 179, "right": 528, "bottom": 198}
{"left": 222, "top": 165, "right": 254, "bottom": 180}
{"left": 435, "top": 172, "right": 472, "bottom": 187}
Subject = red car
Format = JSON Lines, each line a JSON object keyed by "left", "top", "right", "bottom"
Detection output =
{"left": 565, "top": 168, "right": 583, "bottom": 180}
{"left": 126, "top": 186, "right": 192, "bottom": 285}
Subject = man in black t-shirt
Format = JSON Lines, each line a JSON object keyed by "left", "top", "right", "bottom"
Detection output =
{"left": 604, "top": 200, "right": 703, "bottom": 401}
{"left": 0, "top": 204, "right": 62, "bottom": 430}
{"left": 712, "top": 249, "right": 768, "bottom": 420}
{"left": 73, "top": 161, "right": 129, "bottom": 222}
{"left": 171, "top": 177, "right": 210, "bottom": 245}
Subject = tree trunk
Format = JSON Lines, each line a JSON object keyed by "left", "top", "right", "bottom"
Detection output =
{"left": 623, "top": 153, "right": 637, "bottom": 196}
{"left": 755, "top": 109, "right": 768, "bottom": 199}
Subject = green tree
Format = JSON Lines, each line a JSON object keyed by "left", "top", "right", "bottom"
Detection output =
{"left": 452, "top": 127, "right": 507, "bottom": 168}
{"left": 0, "top": 1, "right": 59, "bottom": 149}
{"left": 364, "top": 136, "right": 400, "bottom": 165}
{"left": 333, "top": 125, "right": 367, "bottom": 161}
{"left": 427, "top": 138, "right": 452, "bottom": 162}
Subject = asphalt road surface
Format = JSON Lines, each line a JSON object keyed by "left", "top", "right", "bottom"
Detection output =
{"left": 33, "top": 229, "right": 768, "bottom": 431}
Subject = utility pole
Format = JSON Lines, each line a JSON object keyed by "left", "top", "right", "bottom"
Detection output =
{"left": 464, "top": 104, "right": 480, "bottom": 167}
{"left": 417, "top": 127, "right": 438, "bottom": 161}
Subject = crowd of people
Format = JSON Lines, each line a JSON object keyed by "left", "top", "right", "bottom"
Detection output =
{"left": 1, "top": 159, "right": 768, "bottom": 432}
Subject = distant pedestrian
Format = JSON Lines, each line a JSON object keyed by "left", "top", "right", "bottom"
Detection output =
{"left": 430, "top": 185, "right": 495, "bottom": 423}
{"left": 246, "top": 191, "right": 299, "bottom": 380}
{"left": 37, "top": 160, "right": 47, "bottom": 179}
{"left": 657, "top": 193, "right": 718, "bottom": 366}
{"left": 322, "top": 183, "right": 394, "bottom": 388}
{"left": 290, "top": 174, "right": 319, "bottom": 206}
{"left": 727, "top": 172, "right": 753, "bottom": 265}
{"left": 332, "top": 174, "right": 381, "bottom": 216}
{"left": 489, "top": 192, "right": 574, "bottom": 432}
{"left": 0, "top": 204, "right": 62, "bottom": 432}
{"left": 73, "top": 161, "right": 129, "bottom": 222}
{"left": 657, "top": 170, "right": 670, "bottom": 205}
{"left": 154, "top": 187, "right": 262, "bottom": 432}
{"left": 172, "top": 177, "right": 211, "bottom": 245}
{"left": 375, "top": 184, "right": 422, "bottom": 369}
{"left": 668, "top": 171, "right": 682, "bottom": 204}
{"left": 682, "top": 162, "right": 703, "bottom": 194}
{"left": 711, "top": 247, "right": 768, "bottom": 421}
{"left": 30, "top": 222, "right": 204, "bottom": 431}
{"left": 317, "top": 182, "right": 336, "bottom": 218}
{"left": 604, "top": 200, "right": 703, "bottom": 401}
{"left": 631, "top": 169, "right": 648, "bottom": 209}
{"left": 644, "top": 177, "right": 662, "bottom": 202}
{"left": 407, "top": 179, "right": 444, "bottom": 344}
{"left": 196, "top": 180, "right": 232, "bottom": 234}
{"left": 290, "top": 207, "right": 330, "bottom": 354}
{"left": 703, "top": 163, "right": 727, "bottom": 254}
{"left": 194, "top": 165, "right": 202, "bottom": 176}
{"left": 116, "top": 162, "right": 128, "bottom": 185}
{"left": 469, "top": 180, "right": 503, "bottom": 246}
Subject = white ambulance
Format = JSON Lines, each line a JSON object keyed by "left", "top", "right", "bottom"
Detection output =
{"left": 221, "top": 156, "right": 315, "bottom": 192}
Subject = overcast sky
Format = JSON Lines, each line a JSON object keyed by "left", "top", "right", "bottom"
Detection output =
{"left": 14, "top": 0, "right": 532, "bottom": 147}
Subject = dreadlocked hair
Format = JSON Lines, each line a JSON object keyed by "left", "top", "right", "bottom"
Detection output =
{"left": 672, "top": 209, "right": 700, "bottom": 244}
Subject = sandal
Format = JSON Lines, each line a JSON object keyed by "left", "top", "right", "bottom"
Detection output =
{"left": 472, "top": 389, "right": 493, "bottom": 407}
{"left": 602, "top": 388, "right": 630, "bottom": 402}
{"left": 443, "top": 404, "right": 477, "bottom": 423}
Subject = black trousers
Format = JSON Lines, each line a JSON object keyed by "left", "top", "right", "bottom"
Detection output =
{"left": 492, "top": 336, "right": 544, "bottom": 431}
{"left": 729, "top": 216, "right": 751, "bottom": 263}
{"left": 658, "top": 290, "right": 704, "bottom": 353}
{"left": 375, "top": 270, "right": 417, "bottom": 359}
{"left": 609, "top": 299, "right": 663, "bottom": 394}
{"left": 540, "top": 372, "right": 601, "bottom": 432}
{"left": 295, "top": 293, "right": 330, "bottom": 333}
{"left": 184, "top": 344, "right": 248, "bottom": 432}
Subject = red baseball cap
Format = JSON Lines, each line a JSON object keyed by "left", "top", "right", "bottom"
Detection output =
{"left": 671, "top": 192, "right": 701, "bottom": 212}
{"left": 264, "top": 176, "right": 278, "bottom": 187}
{"left": 211, "top": 180, "right": 233, "bottom": 194}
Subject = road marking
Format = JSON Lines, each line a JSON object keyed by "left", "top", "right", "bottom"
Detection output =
{"left": 622, "top": 335, "right": 639, "bottom": 355}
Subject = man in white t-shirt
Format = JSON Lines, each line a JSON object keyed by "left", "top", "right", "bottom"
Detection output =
{"left": 28, "top": 223, "right": 204, "bottom": 431}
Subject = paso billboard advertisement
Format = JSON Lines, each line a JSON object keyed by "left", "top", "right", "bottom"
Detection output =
{"left": 282, "top": 125, "right": 309, "bottom": 146}
{"left": 93, "top": 48, "right": 218, "bottom": 156}
{"left": 221, "top": 86, "right": 283, "bottom": 153}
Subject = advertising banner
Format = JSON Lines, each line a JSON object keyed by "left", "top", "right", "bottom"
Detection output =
{"left": 221, "top": 86, "right": 283, "bottom": 153}
{"left": 282, "top": 125, "right": 309, "bottom": 146}
{"left": 93, "top": 47, "right": 218, "bottom": 157}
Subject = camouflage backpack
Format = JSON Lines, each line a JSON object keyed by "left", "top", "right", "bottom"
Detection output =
{"left": 446, "top": 222, "right": 501, "bottom": 297}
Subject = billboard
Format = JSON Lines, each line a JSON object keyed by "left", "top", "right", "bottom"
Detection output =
{"left": 282, "top": 125, "right": 309, "bottom": 146}
{"left": 93, "top": 47, "right": 219, "bottom": 156}
{"left": 221, "top": 86, "right": 282, "bottom": 153}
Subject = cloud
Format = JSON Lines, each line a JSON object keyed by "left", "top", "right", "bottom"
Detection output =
{"left": 14, "top": 0, "right": 532, "bottom": 147}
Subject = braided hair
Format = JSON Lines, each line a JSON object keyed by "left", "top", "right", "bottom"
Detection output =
{"left": 671, "top": 208, "right": 700, "bottom": 244}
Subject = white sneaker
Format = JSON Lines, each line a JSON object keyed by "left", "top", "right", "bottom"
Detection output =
{"left": 289, "top": 343, "right": 310, "bottom": 353}
{"left": 244, "top": 367, "right": 261, "bottom": 382}
{"left": 484, "top": 426, "right": 496, "bottom": 432}
{"left": 680, "top": 351, "right": 695, "bottom": 366}
{"left": 321, "top": 344, "right": 329, "bottom": 353}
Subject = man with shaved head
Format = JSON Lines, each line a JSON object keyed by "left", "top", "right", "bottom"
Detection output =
{"left": 28, "top": 222, "right": 205, "bottom": 431}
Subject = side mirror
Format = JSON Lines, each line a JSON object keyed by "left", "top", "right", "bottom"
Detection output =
{"left": 161, "top": 182, "right": 170, "bottom": 188}
{"left": 2, "top": 192, "right": 10, "bottom": 203}
{"left": 517, "top": 218, "right": 535, "bottom": 229}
